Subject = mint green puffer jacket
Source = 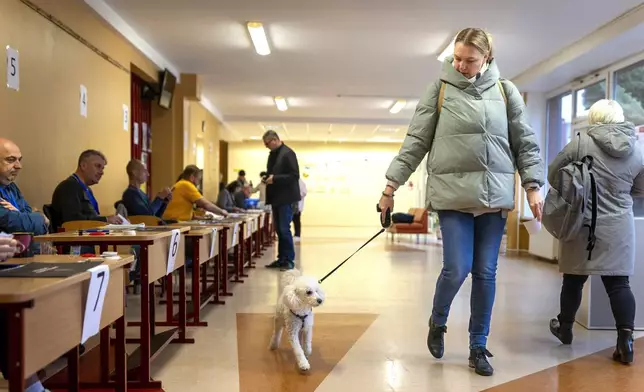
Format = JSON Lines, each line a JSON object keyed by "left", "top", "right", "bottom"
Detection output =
{"left": 385, "top": 57, "right": 544, "bottom": 211}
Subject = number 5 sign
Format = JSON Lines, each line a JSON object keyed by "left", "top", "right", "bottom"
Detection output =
{"left": 81, "top": 265, "right": 110, "bottom": 344}
{"left": 6, "top": 46, "right": 19, "bottom": 91}
{"left": 166, "top": 229, "right": 181, "bottom": 274}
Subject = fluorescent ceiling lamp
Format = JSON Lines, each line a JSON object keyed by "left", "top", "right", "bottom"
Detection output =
{"left": 437, "top": 37, "right": 456, "bottom": 62}
{"left": 389, "top": 100, "right": 407, "bottom": 114}
{"left": 250, "top": 136, "right": 261, "bottom": 140}
{"left": 274, "top": 96, "right": 288, "bottom": 111}
{"left": 247, "top": 22, "right": 271, "bottom": 55}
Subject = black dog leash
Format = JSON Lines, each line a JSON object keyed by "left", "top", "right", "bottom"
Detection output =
{"left": 318, "top": 205, "right": 391, "bottom": 284}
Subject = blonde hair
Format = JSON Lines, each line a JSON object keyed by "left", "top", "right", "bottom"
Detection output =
{"left": 455, "top": 28, "right": 494, "bottom": 62}
{"left": 588, "top": 99, "right": 625, "bottom": 125}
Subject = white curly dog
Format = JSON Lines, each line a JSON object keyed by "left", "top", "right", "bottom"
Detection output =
{"left": 269, "top": 268, "right": 326, "bottom": 372}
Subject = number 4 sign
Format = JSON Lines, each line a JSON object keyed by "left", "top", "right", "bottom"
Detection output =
{"left": 81, "top": 265, "right": 110, "bottom": 344}
{"left": 166, "top": 229, "right": 181, "bottom": 274}
{"left": 6, "top": 46, "right": 19, "bottom": 91}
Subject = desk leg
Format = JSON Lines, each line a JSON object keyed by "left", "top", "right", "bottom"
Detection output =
{"left": 211, "top": 253, "right": 225, "bottom": 305}
{"left": 192, "top": 238, "right": 201, "bottom": 323}
{"left": 7, "top": 307, "right": 25, "bottom": 392}
{"left": 66, "top": 345, "right": 80, "bottom": 392}
{"left": 165, "top": 271, "right": 174, "bottom": 323}
{"left": 100, "top": 327, "right": 110, "bottom": 383}
{"left": 139, "top": 245, "right": 152, "bottom": 384}
{"left": 232, "top": 244, "right": 244, "bottom": 283}
{"left": 115, "top": 315, "right": 126, "bottom": 392}
{"left": 172, "top": 265, "right": 195, "bottom": 344}
{"left": 221, "top": 230, "right": 233, "bottom": 296}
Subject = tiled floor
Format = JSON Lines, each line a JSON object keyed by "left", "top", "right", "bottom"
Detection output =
{"left": 144, "top": 227, "right": 639, "bottom": 392}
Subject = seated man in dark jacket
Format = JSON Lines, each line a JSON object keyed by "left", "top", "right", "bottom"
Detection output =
{"left": 121, "top": 159, "right": 171, "bottom": 218}
{"left": 0, "top": 138, "right": 49, "bottom": 237}
{"left": 51, "top": 149, "right": 123, "bottom": 231}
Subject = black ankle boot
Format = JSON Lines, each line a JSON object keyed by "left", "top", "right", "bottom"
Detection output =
{"left": 427, "top": 318, "right": 447, "bottom": 359}
{"left": 612, "top": 328, "right": 634, "bottom": 364}
{"left": 549, "top": 318, "right": 573, "bottom": 344}
{"left": 469, "top": 347, "right": 494, "bottom": 376}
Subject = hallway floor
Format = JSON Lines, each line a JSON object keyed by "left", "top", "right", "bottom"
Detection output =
{"left": 147, "top": 227, "right": 642, "bottom": 392}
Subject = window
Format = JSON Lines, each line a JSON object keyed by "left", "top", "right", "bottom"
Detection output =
{"left": 613, "top": 60, "right": 644, "bottom": 128}
{"left": 546, "top": 92, "right": 573, "bottom": 165}
{"left": 575, "top": 80, "right": 606, "bottom": 118}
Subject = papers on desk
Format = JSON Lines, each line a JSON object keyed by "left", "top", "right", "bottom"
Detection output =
{"left": 103, "top": 223, "right": 146, "bottom": 230}
{"left": 0, "top": 261, "right": 104, "bottom": 277}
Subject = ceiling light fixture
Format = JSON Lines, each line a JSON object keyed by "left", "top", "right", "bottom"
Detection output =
{"left": 247, "top": 22, "right": 271, "bottom": 56}
{"left": 437, "top": 36, "right": 456, "bottom": 62}
{"left": 389, "top": 100, "right": 407, "bottom": 114}
{"left": 274, "top": 96, "right": 288, "bottom": 111}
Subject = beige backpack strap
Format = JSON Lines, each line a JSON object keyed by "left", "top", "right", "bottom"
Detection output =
{"left": 497, "top": 80, "right": 507, "bottom": 105}
{"left": 437, "top": 82, "right": 446, "bottom": 113}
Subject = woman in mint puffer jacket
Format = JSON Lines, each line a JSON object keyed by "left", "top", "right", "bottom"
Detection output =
{"left": 378, "top": 28, "right": 545, "bottom": 376}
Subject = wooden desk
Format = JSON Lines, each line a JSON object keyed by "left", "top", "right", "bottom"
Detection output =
{"left": 0, "top": 254, "right": 132, "bottom": 392}
{"left": 34, "top": 228, "right": 189, "bottom": 390}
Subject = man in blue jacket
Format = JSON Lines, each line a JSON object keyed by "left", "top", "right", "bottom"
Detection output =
{"left": 0, "top": 138, "right": 49, "bottom": 236}
{"left": 121, "top": 159, "right": 171, "bottom": 218}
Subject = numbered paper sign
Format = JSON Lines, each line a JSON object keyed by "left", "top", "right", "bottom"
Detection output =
{"left": 166, "top": 229, "right": 181, "bottom": 275}
{"left": 80, "top": 84, "right": 88, "bottom": 118}
{"left": 209, "top": 228, "right": 218, "bottom": 259}
{"left": 6, "top": 46, "right": 19, "bottom": 91}
{"left": 231, "top": 223, "right": 240, "bottom": 246}
{"left": 81, "top": 265, "right": 110, "bottom": 344}
{"left": 122, "top": 104, "right": 129, "bottom": 131}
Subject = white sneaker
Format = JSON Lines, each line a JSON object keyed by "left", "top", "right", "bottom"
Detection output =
{"left": 294, "top": 236, "right": 301, "bottom": 243}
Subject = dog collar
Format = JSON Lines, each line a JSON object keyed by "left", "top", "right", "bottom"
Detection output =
{"left": 290, "top": 309, "right": 310, "bottom": 322}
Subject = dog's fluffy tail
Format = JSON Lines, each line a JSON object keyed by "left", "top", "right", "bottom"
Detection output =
{"left": 280, "top": 268, "right": 302, "bottom": 289}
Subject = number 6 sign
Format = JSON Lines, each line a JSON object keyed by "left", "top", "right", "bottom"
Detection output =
{"left": 81, "top": 265, "right": 110, "bottom": 344}
{"left": 166, "top": 229, "right": 181, "bottom": 275}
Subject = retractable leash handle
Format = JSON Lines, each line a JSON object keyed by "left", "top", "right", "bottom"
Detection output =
{"left": 317, "top": 205, "right": 390, "bottom": 284}
{"left": 376, "top": 204, "right": 392, "bottom": 228}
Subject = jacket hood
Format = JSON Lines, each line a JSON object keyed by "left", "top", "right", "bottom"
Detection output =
{"left": 587, "top": 122, "right": 637, "bottom": 158}
{"left": 440, "top": 56, "right": 501, "bottom": 94}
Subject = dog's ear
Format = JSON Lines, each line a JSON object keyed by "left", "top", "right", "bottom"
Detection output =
{"left": 282, "top": 284, "right": 301, "bottom": 309}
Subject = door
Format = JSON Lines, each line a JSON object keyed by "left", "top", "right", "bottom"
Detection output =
{"left": 130, "top": 74, "right": 153, "bottom": 196}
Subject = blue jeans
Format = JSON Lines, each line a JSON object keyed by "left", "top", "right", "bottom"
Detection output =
{"left": 273, "top": 204, "right": 295, "bottom": 263}
{"left": 431, "top": 210, "right": 506, "bottom": 349}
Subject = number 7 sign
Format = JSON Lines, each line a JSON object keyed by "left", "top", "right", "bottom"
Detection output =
{"left": 81, "top": 265, "right": 110, "bottom": 344}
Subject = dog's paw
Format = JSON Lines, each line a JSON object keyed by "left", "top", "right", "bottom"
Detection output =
{"left": 297, "top": 361, "right": 311, "bottom": 373}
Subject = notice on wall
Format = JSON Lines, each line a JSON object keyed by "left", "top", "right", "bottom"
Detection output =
{"left": 142, "top": 123, "right": 148, "bottom": 151}
{"left": 122, "top": 104, "right": 129, "bottom": 131}
{"left": 183, "top": 130, "right": 188, "bottom": 151}
{"left": 6, "top": 46, "right": 19, "bottom": 91}
{"left": 133, "top": 123, "right": 139, "bottom": 145}
{"left": 80, "top": 85, "right": 88, "bottom": 118}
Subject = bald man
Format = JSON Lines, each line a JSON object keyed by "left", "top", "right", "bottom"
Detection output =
{"left": 121, "top": 159, "right": 171, "bottom": 218}
{"left": 0, "top": 138, "right": 49, "bottom": 236}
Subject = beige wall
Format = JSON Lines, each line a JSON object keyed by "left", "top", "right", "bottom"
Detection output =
{"left": 0, "top": 0, "right": 162, "bottom": 214}
{"left": 184, "top": 100, "right": 221, "bottom": 200}
{"left": 228, "top": 141, "right": 423, "bottom": 227}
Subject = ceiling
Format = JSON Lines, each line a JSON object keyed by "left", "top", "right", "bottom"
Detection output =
{"left": 100, "top": 0, "right": 644, "bottom": 142}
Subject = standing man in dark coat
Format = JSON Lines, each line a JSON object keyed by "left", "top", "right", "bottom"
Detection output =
{"left": 262, "top": 130, "right": 300, "bottom": 270}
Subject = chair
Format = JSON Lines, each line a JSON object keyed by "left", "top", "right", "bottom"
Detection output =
{"left": 387, "top": 208, "right": 429, "bottom": 244}
{"left": 61, "top": 220, "right": 106, "bottom": 231}
{"left": 128, "top": 215, "right": 164, "bottom": 226}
